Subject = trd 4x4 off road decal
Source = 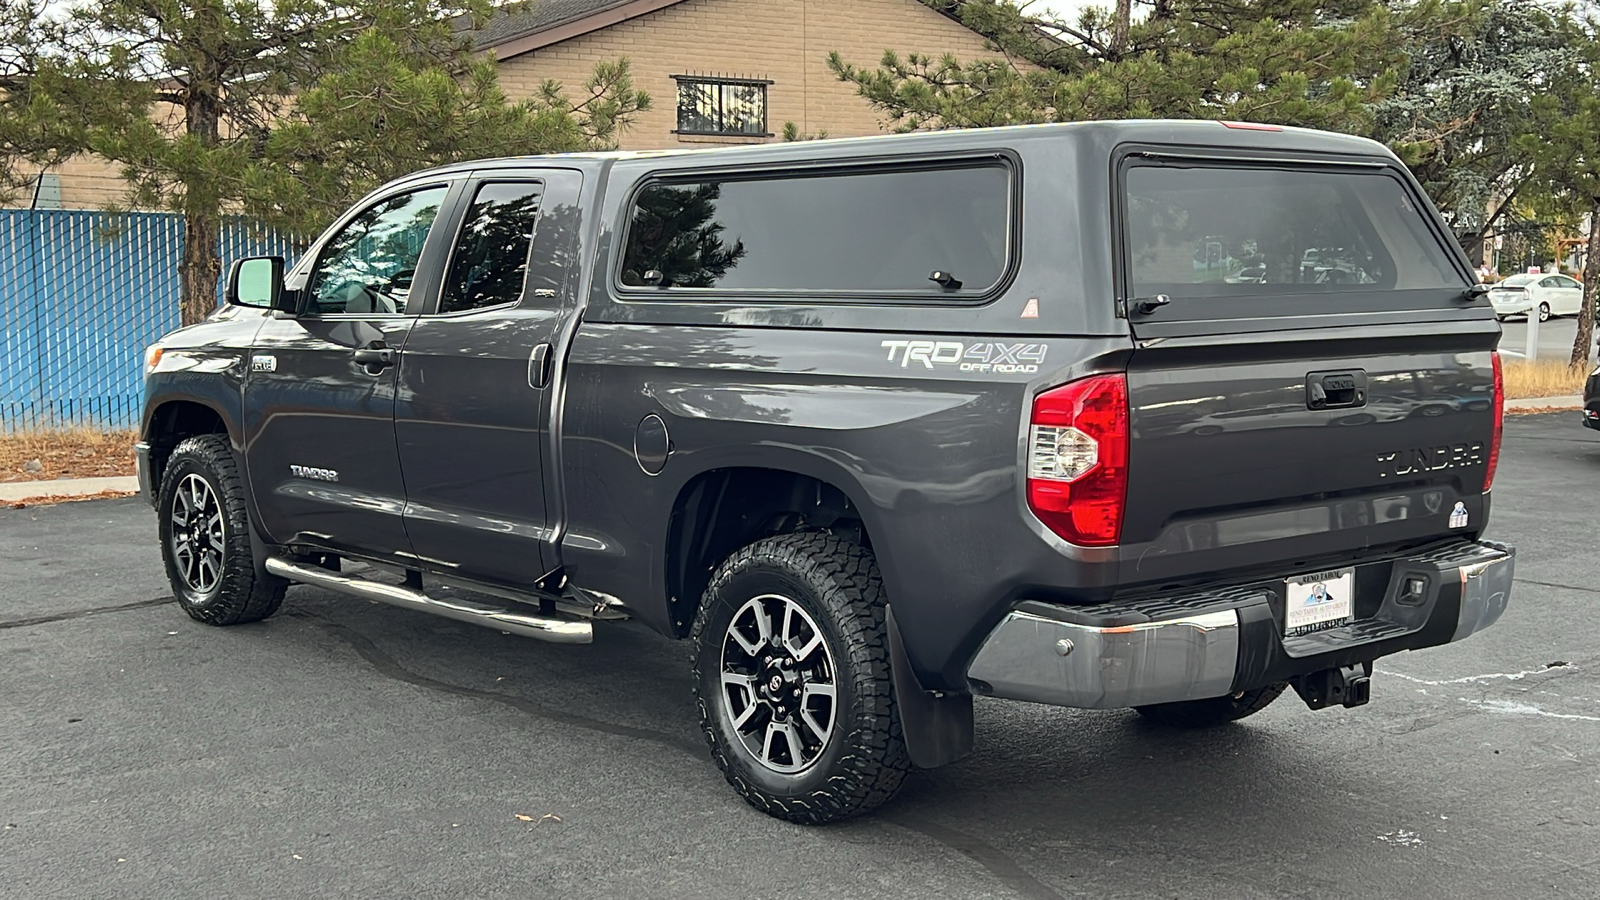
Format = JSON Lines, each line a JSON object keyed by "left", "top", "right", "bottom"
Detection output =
{"left": 880, "top": 340, "right": 1048, "bottom": 374}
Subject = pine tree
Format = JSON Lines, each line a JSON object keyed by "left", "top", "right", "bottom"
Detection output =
{"left": 0, "top": 0, "right": 648, "bottom": 325}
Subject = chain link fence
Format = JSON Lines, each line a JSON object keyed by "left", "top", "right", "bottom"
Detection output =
{"left": 0, "top": 210, "right": 300, "bottom": 431}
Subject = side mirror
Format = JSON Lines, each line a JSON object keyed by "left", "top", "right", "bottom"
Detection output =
{"left": 226, "top": 256, "right": 286, "bottom": 309}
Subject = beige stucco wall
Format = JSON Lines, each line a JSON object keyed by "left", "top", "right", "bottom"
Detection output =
{"left": 4, "top": 154, "right": 131, "bottom": 211}
{"left": 496, "top": 0, "right": 1021, "bottom": 148}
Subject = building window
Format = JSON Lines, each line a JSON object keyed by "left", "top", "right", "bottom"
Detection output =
{"left": 674, "top": 76, "right": 771, "bottom": 137}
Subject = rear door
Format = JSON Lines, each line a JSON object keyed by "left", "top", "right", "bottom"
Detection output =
{"left": 1116, "top": 152, "right": 1497, "bottom": 587}
{"left": 245, "top": 183, "right": 458, "bottom": 558}
{"left": 393, "top": 169, "right": 583, "bottom": 589}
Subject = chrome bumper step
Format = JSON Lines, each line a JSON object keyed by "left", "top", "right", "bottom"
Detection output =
{"left": 264, "top": 557, "right": 593, "bottom": 644}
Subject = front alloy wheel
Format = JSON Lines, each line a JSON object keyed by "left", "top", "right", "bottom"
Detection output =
{"left": 169, "top": 473, "right": 225, "bottom": 596}
{"left": 157, "top": 434, "right": 286, "bottom": 625}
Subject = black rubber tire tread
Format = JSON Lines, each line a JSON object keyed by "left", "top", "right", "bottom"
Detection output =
{"left": 691, "top": 532, "right": 910, "bottom": 824}
{"left": 1134, "top": 682, "right": 1288, "bottom": 728}
{"left": 157, "top": 434, "right": 286, "bottom": 625}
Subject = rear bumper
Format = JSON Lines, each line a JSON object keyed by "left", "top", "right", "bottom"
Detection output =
{"left": 966, "top": 540, "right": 1514, "bottom": 709}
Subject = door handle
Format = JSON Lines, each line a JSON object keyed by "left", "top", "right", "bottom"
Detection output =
{"left": 353, "top": 342, "right": 395, "bottom": 371}
{"left": 528, "top": 342, "right": 553, "bottom": 389}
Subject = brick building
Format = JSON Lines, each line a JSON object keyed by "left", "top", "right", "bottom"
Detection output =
{"left": 12, "top": 0, "right": 1016, "bottom": 210}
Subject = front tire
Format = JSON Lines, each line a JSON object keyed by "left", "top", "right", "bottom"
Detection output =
{"left": 157, "top": 435, "right": 286, "bottom": 625}
{"left": 1135, "top": 683, "right": 1287, "bottom": 728}
{"left": 1539, "top": 301, "right": 1552, "bottom": 322}
{"left": 692, "top": 533, "right": 909, "bottom": 824}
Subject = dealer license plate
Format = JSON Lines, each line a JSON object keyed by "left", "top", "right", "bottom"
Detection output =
{"left": 1283, "top": 567, "right": 1355, "bottom": 636}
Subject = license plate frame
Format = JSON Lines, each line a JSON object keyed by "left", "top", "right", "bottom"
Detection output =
{"left": 1283, "top": 567, "right": 1355, "bottom": 636}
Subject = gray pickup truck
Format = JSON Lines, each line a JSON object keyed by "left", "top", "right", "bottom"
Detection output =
{"left": 137, "top": 121, "right": 1515, "bottom": 824}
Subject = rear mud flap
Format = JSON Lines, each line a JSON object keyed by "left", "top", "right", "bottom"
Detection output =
{"left": 888, "top": 606, "right": 974, "bottom": 769}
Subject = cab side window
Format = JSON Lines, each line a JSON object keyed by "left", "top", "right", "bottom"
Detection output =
{"left": 305, "top": 187, "right": 448, "bottom": 315}
{"left": 439, "top": 182, "right": 544, "bottom": 314}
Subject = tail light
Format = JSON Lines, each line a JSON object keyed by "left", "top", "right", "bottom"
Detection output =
{"left": 1485, "top": 351, "right": 1503, "bottom": 492}
{"left": 1026, "top": 374, "right": 1129, "bottom": 545}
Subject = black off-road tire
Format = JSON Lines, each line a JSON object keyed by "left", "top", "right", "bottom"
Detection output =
{"left": 1135, "top": 683, "right": 1288, "bottom": 728}
{"left": 692, "top": 533, "right": 910, "bottom": 824}
{"left": 157, "top": 435, "right": 286, "bottom": 625}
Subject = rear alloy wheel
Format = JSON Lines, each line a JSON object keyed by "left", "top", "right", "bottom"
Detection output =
{"left": 719, "top": 594, "right": 839, "bottom": 774}
{"left": 1135, "top": 683, "right": 1288, "bottom": 728}
{"left": 1539, "top": 301, "right": 1552, "bottom": 322}
{"left": 158, "top": 435, "right": 286, "bottom": 625}
{"left": 692, "top": 533, "right": 909, "bottom": 824}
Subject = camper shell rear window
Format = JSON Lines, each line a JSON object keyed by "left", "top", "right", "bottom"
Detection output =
{"left": 1121, "top": 159, "right": 1468, "bottom": 312}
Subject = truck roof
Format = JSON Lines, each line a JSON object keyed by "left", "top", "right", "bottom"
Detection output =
{"left": 408, "top": 119, "right": 1398, "bottom": 179}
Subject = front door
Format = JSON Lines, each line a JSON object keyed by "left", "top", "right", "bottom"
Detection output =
{"left": 244, "top": 183, "right": 458, "bottom": 559}
{"left": 395, "top": 170, "right": 583, "bottom": 589}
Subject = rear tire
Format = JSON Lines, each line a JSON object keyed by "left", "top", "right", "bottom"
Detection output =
{"left": 1539, "top": 301, "right": 1551, "bottom": 322}
{"left": 1135, "top": 683, "right": 1287, "bottom": 728}
{"left": 157, "top": 435, "right": 286, "bottom": 625}
{"left": 692, "top": 533, "right": 909, "bottom": 824}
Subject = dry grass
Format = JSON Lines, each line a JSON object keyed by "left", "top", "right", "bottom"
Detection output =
{"left": 0, "top": 426, "right": 139, "bottom": 483}
{"left": 1502, "top": 359, "right": 1590, "bottom": 401}
{"left": 2, "top": 488, "right": 138, "bottom": 509}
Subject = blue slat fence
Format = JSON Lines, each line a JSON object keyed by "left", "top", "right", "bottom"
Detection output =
{"left": 0, "top": 210, "right": 300, "bottom": 430}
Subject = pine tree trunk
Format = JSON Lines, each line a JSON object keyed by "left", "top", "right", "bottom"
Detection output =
{"left": 1572, "top": 199, "right": 1600, "bottom": 369}
{"left": 178, "top": 64, "right": 222, "bottom": 327}
{"left": 1112, "top": 0, "right": 1132, "bottom": 54}
{"left": 180, "top": 211, "right": 219, "bottom": 326}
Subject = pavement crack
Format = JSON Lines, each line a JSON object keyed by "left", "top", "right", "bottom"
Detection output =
{"left": 290, "top": 611, "right": 707, "bottom": 758}
{"left": 1515, "top": 577, "right": 1600, "bottom": 595}
{"left": 884, "top": 816, "right": 1069, "bottom": 900}
{"left": 1380, "top": 661, "right": 1576, "bottom": 687}
{"left": 0, "top": 597, "right": 170, "bottom": 630}
{"left": 1463, "top": 699, "right": 1600, "bottom": 723}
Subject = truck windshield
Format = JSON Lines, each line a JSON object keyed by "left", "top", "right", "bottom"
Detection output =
{"left": 1124, "top": 163, "right": 1464, "bottom": 301}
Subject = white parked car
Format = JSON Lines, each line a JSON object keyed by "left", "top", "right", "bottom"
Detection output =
{"left": 1489, "top": 273, "right": 1586, "bottom": 321}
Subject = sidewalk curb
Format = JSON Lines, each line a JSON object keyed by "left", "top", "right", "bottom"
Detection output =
{"left": 0, "top": 476, "right": 140, "bottom": 503}
{"left": 1506, "top": 395, "right": 1582, "bottom": 411}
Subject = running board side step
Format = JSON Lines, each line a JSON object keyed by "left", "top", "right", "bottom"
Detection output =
{"left": 264, "top": 557, "right": 593, "bottom": 644}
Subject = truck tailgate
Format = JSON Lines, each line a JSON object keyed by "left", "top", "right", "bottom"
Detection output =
{"left": 1120, "top": 325, "right": 1500, "bottom": 586}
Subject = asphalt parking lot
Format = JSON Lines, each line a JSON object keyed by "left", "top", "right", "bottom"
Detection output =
{"left": 3, "top": 412, "right": 1598, "bottom": 900}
